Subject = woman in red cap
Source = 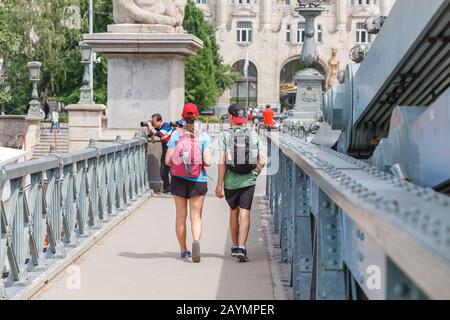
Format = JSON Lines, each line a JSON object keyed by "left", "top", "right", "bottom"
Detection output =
{"left": 165, "top": 103, "right": 212, "bottom": 263}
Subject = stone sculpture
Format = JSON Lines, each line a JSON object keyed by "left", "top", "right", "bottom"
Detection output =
{"left": 113, "top": 0, "right": 187, "bottom": 29}
{"left": 327, "top": 48, "right": 340, "bottom": 89}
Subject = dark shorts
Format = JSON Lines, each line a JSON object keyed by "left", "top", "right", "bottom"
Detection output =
{"left": 171, "top": 176, "right": 208, "bottom": 199}
{"left": 224, "top": 185, "right": 256, "bottom": 211}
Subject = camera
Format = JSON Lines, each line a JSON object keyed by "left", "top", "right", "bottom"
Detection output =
{"left": 170, "top": 119, "right": 186, "bottom": 128}
{"left": 140, "top": 121, "right": 149, "bottom": 128}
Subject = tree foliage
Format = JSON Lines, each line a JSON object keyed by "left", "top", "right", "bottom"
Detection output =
{"left": 0, "top": 0, "right": 232, "bottom": 114}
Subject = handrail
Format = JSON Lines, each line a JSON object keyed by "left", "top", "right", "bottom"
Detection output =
{"left": 0, "top": 133, "right": 150, "bottom": 299}
{"left": 266, "top": 132, "right": 450, "bottom": 300}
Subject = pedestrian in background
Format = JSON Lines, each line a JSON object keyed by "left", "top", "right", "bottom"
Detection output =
{"left": 146, "top": 114, "right": 174, "bottom": 194}
{"left": 262, "top": 104, "right": 274, "bottom": 132}
{"left": 50, "top": 109, "right": 60, "bottom": 134}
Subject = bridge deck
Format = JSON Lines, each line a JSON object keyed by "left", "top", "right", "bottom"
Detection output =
{"left": 33, "top": 168, "right": 274, "bottom": 300}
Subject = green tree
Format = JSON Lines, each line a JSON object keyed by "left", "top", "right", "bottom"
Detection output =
{"left": 0, "top": 0, "right": 233, "bottom": 114}
{"left": 0, "top": 0, "right": 113, "bottom": 114}
{"left": 183, "top": 0, "right": 236, "bottom": 110}
{"left": 0, "top": 0, "right": 84, "bottom": 114}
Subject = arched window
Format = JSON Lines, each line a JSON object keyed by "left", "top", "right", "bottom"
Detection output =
{"left": 279, "top": 59, "right": 301, "bottom": 110}
{"left": 230, "top": 60, "right": 258, "bottom": 108}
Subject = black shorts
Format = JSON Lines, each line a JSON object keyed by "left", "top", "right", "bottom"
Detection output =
{"left": 224, "top": 185, "right": 256, "bottom": 211}
{"left": 171, "top": 176, "right": 208, "bottom": 199}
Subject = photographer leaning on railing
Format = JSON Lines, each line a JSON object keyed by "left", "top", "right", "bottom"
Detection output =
{"left": 143, "top": 114, "right": 176, "bottom": 194}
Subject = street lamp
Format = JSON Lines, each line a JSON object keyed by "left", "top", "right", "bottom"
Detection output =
{"left": 79, "top": 41, "right": 93, "bottom": 104}
{"left": 0, "top": 57, "right": 4, "bottom": 115}
{"left": 27, "top": 61, "right": 42, "bottom": 117}
{"left": 289, "top": 0, "right": 325, "bottom": 121}
{"left": 89, "top": 0, "right": 94, "bottom": 99}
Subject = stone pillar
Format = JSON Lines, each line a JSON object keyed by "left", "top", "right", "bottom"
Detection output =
{"left": 380, "top": 0, "right": 395, "bottom": 16}
{"left": 65, "top": 104, "right": 106, "bottom": 151}
{"left": 24, "top": 116, "right": 41, "bottom": 161}
{"left": 83, "top": 28, "right": 203, "bottom": 190}
{"left": 261, "top": 0, "right": 272, "bottom": 30}
{"left": 336, "top": 0, "right": 347, "bottom": 32}
{"left": 216, "top": 0, "right": 228, "bottom": 30}
{"left": 84, "top": 31, "right": 203, "bottom": 130}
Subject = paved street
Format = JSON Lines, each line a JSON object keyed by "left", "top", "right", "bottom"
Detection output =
{"left": 34, "top": 150, "right": 274, "bottom": 300}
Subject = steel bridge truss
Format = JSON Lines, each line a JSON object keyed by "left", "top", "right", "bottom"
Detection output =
{"left": 267, "top": 133, "right": 450, "bottom": 300}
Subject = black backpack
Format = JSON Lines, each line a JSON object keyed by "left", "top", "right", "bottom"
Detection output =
{"left": 225, "top": 128, "right": 258, "bottom": 174}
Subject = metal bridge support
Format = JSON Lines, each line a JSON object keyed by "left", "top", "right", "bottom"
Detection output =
{"left": 315, "top": 191, "right": 347, "bottom": 300}
{"left": 76, "top": 160, "right": 90, "bottom": 236}
{"left": 29, "top": 172, "right": 47, "bottom": 267}
{"left": 386, "top": 259, "right": 427, "bottom": 300}
{"left": 271, "top": 150, "right": 282, "bottom": 234}
{"left": 61, "top": 165, "right": 78, "bottom": 247}
{"left": 280, "top": 157, "right": 294, "bottom": 264}
{"left": 46, "top": 167, "right": 66, "bottom": 259}
{"left": 8, "top": 178, "right": 29, "bottom": 286}
{"left": 292, "top": 167, "right": 313, "bottom": 300}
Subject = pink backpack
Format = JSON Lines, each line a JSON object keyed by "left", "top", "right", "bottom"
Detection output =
{"left": 170, "top": 129, "right": 204, "bottom": 178}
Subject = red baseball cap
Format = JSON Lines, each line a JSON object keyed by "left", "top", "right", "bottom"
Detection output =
{"left": 182, "top": 103, "right": 199, "bottom": 119}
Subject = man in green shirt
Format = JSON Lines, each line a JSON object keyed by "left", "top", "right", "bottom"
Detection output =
{"left": 215, "top": 104, "right": 266, "bottom": 262}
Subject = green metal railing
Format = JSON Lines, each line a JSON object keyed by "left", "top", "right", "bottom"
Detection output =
{"left": 0, "top": 133, "right": 149, "bottom": 299}
{"left": 266, "top": 132, "right": 450, "bottom": 300}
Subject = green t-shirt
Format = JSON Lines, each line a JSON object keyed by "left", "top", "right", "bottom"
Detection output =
{"left": 218, "top": 127, "right": 261, "bottom": 190}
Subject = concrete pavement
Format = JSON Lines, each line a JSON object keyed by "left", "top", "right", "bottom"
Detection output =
{"left": 34, "top": 163, "right": 274, "bottom": 300}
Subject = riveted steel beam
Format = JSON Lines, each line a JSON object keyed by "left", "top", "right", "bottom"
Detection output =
{"left": 269, "top": 132, "right": 450, "bottom": 299}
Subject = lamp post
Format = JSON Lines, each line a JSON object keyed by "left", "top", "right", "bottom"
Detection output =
{"left": 298, "top": 0, "right": 326, "bottom": 69}
{"left": 27, "top": 61, "right": 42, "bottom": 117}
{"left": 89, "top": 0, "right": 94, "bottom": 100}
{"left": 0, "top": 57, "right": 4, "bottom": 115}
{"left": 79, "top": 41, "right": 94, "bottom": 104}
{"left": 289, "top": 0, "right": 325, "bottom": 122}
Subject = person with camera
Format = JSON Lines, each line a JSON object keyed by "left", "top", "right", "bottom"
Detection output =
{"left": 165, "top": 103, "right": 212, "bottom": 263}
{"left": 215, "top": 104, "right": 266, "bottom": 263}
{"left": 145, "top": 114, "right": 174, "bottom": 194}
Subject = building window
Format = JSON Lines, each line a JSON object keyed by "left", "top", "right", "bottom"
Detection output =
{"left": 196, "top": 0, "right": 207, "bottom": 3}
{"left": 284, "top": 0, "right": 291, "bottom": 4}
{"left": 297, "top": 22, "right": 305, "bottom": 43}
{"left": 350, "top": 0, "right": 377, "bottom": 5}
{"left": 285, "top": 24, "right": 291, "bottom": 43}
{"left": 230, "top": 60, "right": 258, "bottom": 108}
{"left": 356, "top": 22, "right": 371, "bottom": 43}
{"left": 280, "top": 59, "right": 301, "bottom": 111}
{"left": 316, "top": 24, "right": 323, "bottom": 43}
{"left": 231, "top": 0, "right": 255, "bottom": 4}
{"left": 236, "top": 22, "right": 252, "bottom": 43}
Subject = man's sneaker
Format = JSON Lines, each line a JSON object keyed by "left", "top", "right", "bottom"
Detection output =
{"left": 181, "top": 250, "right": 191, "bottom": 259}
{"left": 231, "top": 246, "right": 239, "bottom": 257}
{"left": 236, "top": 248, "right": 249, "bottom": 263}
{"left": 192, "top": 240, "right": 201, "bottom": 263}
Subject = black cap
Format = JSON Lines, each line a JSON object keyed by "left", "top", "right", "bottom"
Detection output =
{"left": 228, "top": 104, "right": 246, "bottom": 118}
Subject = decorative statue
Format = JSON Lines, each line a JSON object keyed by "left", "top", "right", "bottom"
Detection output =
{"left": 113, "top": 0, "right": 187, "bottom": 29}
{"left": 337, "top": 70, "right": 345, "bottom": 84}
{"left": 327, "top": 48, "right": 340, "bottom": 89}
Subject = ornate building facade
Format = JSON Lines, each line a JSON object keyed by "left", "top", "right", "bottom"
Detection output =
{"left": 195, "top": 0, "right": 396, "bottom": 111}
